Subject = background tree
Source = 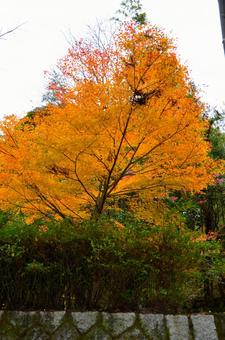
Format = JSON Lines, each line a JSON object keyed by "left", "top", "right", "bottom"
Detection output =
{"left": 193, "top": 109, "right": 225, "bottom": 234}
{"left": 165, "top": 108, "right": 225, "bottom": 306}
{"left": 112, "top": 0, "right": 147, "bottom": 24}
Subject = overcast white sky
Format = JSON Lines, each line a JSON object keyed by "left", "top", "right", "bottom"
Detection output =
{"left": 0, "top": 0, "right": 224, "bottom": 119}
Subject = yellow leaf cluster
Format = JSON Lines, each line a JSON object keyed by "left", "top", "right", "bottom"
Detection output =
{"left": 0, "top": 22, "right": 216, "bottom": 221}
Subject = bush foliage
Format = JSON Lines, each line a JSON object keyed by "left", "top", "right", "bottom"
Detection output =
{"left": 0, "top": 214, "right": 224, "bottom": 312}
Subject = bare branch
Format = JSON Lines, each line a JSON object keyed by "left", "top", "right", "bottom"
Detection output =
{"left": 0, "top": 23, "right": 25, "bottom": 40}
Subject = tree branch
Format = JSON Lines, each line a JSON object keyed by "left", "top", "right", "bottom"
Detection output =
{"left": 0, "top": 23, "right": 24, "bottom": 40}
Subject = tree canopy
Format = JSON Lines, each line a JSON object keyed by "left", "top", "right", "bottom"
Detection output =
{"left": 0, "top": 22, "right": 216, "bottom": 221}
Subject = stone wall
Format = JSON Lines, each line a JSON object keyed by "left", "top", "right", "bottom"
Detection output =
{"left": 0, "top": 311, "right": 224, "bottom": 339}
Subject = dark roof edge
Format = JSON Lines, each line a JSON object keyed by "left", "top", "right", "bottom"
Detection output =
{"left": 218, "top": 0, "right": 225, "bottom": 53}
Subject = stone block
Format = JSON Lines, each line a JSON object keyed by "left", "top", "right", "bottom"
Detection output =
{"left": 85, "top": 327, "right": 112, "bottom": 339}
{"left": 22, "top": 326, "right": 50, "bottom": 340}
{"left": 102, "top": 312, "right": 136, "bottom": 337}
{"left": 52, "top": 323, "right": 80, "bottom": 340}
{"left": 0, "top": 311, "right": 35, "bottom": 339}
{"left": 166, "top": 315, "right": 190, "bottom": 340}
{"left": 38, "top": 311, "right": 65, "bottom": 333}
{"left": 139, "top": 313, "right": 165, "bottom": 339}
{"left": 191, "top": 315, "right": 218, "bottom": 340}
{"left": 71, "top": 311, "right": 98, "bottom": 333}
{"left": 9, "top": 311, "right": 35, "bottom": 329}
{"left": 118, "top": 327, "right": 148, "bottom": 339}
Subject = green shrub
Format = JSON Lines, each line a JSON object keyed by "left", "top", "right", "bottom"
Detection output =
{"left": 0, "top": 215, "right": 223, "bottom": 312}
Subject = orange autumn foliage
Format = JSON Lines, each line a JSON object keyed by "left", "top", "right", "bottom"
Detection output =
{"left": 0, "top": 22, "right": 216, "bottom": 221}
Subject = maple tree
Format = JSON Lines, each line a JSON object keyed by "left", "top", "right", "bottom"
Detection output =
{"left": 0, "top": 22, "right": 216, "bottom": 221}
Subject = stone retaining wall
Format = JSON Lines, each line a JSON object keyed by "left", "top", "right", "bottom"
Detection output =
{"left": 0, "top": 311, "right": 224, "bottom": 339}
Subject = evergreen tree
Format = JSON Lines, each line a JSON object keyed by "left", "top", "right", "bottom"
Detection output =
{"left": 112, "top": 0, "right": 147, "bottom": 25}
